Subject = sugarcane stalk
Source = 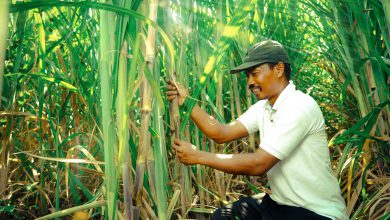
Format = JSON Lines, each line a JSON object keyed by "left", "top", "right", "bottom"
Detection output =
{"left": 330, "top": 0, "right": 369, "bottom": 117}
{"left": 0, "top": 0, "right": 8, "bottom": 110}
{"left": 382, "top": 0, "right": 390, "bottom": 56}
{"left": 133, "top": 66, "right": 151, "bottom": 216}
{"left": 193, "top": 31, "right": 209, "bottom": 207}
{"left": 33, "top": 10, "right": 49, "bottom": 212}
{"left": 168, "top": 72, "right": 187, "bottom": 217}
{"left": 152, "top": 78, "right": 168, "bottom": 220}
{"left": 0, "top": 0, "right": 9, "bottom": 196}
{"left": 215, "top": 69, "right": 226, "bottom": 202}
{"left": 184, "top": 124, "right": 192, "bottom": 201}
{"left": 99, "top": 1, "right": 117, "bottom": 218}
{"left": 166, "top": 2, "right": 190, "bottom": 217}
{"left": 134, "top": 0, "right": 158, "bottom": 217}
{"left": 212, "top": 0, "right": 226, "bottom": 203}
{"left": 117, "top": 40, "right": 133, "bottom": 220}
{"left": 147, "top": 131, "right": 157, "bottom": 203}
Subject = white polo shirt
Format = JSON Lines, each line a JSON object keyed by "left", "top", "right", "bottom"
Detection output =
{"left": 237, "top": 82, "right": 348, "bottom": 220}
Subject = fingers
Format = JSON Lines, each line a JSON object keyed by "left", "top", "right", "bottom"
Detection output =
{"left": 172, "top": 139, "right": 182, "bottom": 151}
{"left": 172, "top": 139, "right": 198, "bottom": 165}
{"left": 166, "top": 80, "right": 186, "bottom": 91}
{"left": 174, "top": 138, "right": 184, "bottom": 145}
{"left": 172, "top": 139, "right": 186, "bottom": 154}
{"left": 166, "top": 90, "right": 179, "bottom": 96}
{"left": 166, "top": 80, "right": 180, "bottom": 102}
{"left": 166, "top": 79, "right": 174, "bottom": 85}
{"left": 172, "top": 143, "right": 179, "bottom": 152}
{"left": 166, "top": 80, "right": 189, "bottom": 107}
{"left": 166, "top": 84, "right": 178, "bottom": 91}
{"left": 166, "top": 80, "right": 179, "bottom": 90}
{"left": 172, "top": 140, "right": 187, "bottom": 164}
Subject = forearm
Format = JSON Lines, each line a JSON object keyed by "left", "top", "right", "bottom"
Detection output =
{"left": 167, "top": 80, "right": 230, "bottom": 142}
{"left": 190, "top": 104, "right": 226, "bottom": 142}
{"left": 197, "top": 151, "right": 266, "bottom": 176}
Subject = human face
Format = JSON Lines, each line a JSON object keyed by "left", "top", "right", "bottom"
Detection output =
{"left": 245, "top": 63, "right": 283, "bottom": 104}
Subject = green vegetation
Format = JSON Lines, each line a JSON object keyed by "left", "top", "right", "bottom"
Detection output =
{"left": 0, "top": 0, "right": 388, "bottom": 219}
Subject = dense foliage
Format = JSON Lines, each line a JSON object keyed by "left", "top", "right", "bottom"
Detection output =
{"left": 0, "top": 0, "right": 389, "bottom": 219}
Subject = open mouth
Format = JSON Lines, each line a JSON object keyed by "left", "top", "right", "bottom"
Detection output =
{"left": 252, "top": 88, "right": 260, "bottom": 93}
{"left": 250, "top": 86, "right": 261, "bottom": 94}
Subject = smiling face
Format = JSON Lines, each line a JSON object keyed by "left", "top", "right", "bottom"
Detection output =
{"left": 245, "top": 62, "right": 288, "bottom": 105}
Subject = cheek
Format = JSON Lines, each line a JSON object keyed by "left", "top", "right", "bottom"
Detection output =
{"left": 253, "top": 75, "right": 264, "bottom": 83}
{"left": 256, "top": 75, "right": 276, "bottom": 90}
{"left": 254, "top": 75, "right": 267, "bottom": 85}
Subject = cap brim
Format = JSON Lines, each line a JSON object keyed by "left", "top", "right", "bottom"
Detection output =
{"left": 230, "top": 61, "right": 264, "bottom": 74}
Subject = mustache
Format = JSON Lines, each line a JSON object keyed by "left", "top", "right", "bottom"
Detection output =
{"left": 249, "top": 85, "right": 260, "bottom": 90}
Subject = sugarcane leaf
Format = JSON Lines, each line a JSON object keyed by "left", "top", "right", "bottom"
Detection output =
{"left": 10, "top": 0, "right": 176, "bottom": 84}
{"left": 330, "top": 100, "right": 390, "bottom": 145}
{"left": 181, "top": 0, "right": 256, "bottom": 132}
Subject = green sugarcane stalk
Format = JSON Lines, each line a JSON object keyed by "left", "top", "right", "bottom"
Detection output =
{"left": 148, "top": 9, "right": 169, "bottom": 217}
{"left": 33, "top": 10, "right": 49, "bottom": 212}
{"left": 152, "top": 88, "right": 168, "bottom": 220}
{"left": 330, "top": 0, "right": 369, "bottom": 117}
{"left": 0, "top": 0, "right": 9, "bottom": 196}
{"left": 0, "top": 0, "right": 8, "bottom": 110}
{"left": 146, "top": 32, "right": 157, "bottom": 211}
{"left": 383, "top": 0, "right": 390, "bottom": 55}
{"left": 215, "top": 1, "right": 226, "bottom": 200}
{"left": 117, "top": 40, "right": 133, "bottom": 219}
{"left": 99, "top": 1, "right": 118, "bottom": 219}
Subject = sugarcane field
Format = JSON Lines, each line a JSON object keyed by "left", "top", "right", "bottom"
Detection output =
{"left": 1, "top": 0, "right": 389, "bottom": 219}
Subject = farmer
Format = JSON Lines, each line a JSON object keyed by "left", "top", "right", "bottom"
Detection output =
{"left": 166, "top": 40, "right": 348, "bottom": 220}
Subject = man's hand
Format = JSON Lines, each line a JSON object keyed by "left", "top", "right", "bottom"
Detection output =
{"left": 166, "top": 80, "right": 188, "bottom": 106}
{"left": 172, "top": 139, "right": 200, "bottom": 165}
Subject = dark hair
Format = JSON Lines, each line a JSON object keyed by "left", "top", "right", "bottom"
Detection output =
{"left": 268, "top": 63, "right": 292, "bottom": 80}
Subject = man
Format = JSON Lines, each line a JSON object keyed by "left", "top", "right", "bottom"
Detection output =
{"left": 166, "top": 40, "right": 348, "bottom": 220}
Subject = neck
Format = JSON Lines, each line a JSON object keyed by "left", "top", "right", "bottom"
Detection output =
{"left": 269, "top": 80, "right": 289, "bottom": 106}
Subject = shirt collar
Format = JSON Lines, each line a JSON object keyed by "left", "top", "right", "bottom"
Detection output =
{"left": 265, "top": 81, "right": 296, "bottom": 110}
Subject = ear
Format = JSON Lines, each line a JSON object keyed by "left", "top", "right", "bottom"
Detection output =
{"left": 275, "top": 62, "right": 285, "bottom": 78}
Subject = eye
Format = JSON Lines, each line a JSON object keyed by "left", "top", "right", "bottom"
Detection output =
{"left": 246, "top": 71, "right": 259, "bottom": 78}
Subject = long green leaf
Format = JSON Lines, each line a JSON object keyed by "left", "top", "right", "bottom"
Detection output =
{"left": 180, "top": 0, "right": 256, "bottom": 132}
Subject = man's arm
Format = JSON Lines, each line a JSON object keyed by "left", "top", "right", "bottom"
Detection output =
{"left": 189, "top": 105, "right": 249, "bottom": 143}
{"left": 173, "top": 139, "right": 279, "bottom": 176}
{"left": 166, "top": 80, "right": 248, "bottom": 143}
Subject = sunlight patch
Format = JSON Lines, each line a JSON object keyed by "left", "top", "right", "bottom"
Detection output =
{"left": 203, "top": 55, "right": 216, "bottom": 76}
{"left": 216, "top": 154, "right": 233, "bottom": 159}
{"left": 222, "top": 25, "right": 240, "bottom": 38}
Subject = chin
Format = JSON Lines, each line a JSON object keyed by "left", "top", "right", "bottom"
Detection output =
{"left": 256, "top": 95, "right": 266, "bottom": 100}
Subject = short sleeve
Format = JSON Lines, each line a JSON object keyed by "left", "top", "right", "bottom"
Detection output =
{"left": 236, "top": 101, "right": 263, "bottom": 135}
{"left": 260, "top": 99, "right": 319, "bottom": 160}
